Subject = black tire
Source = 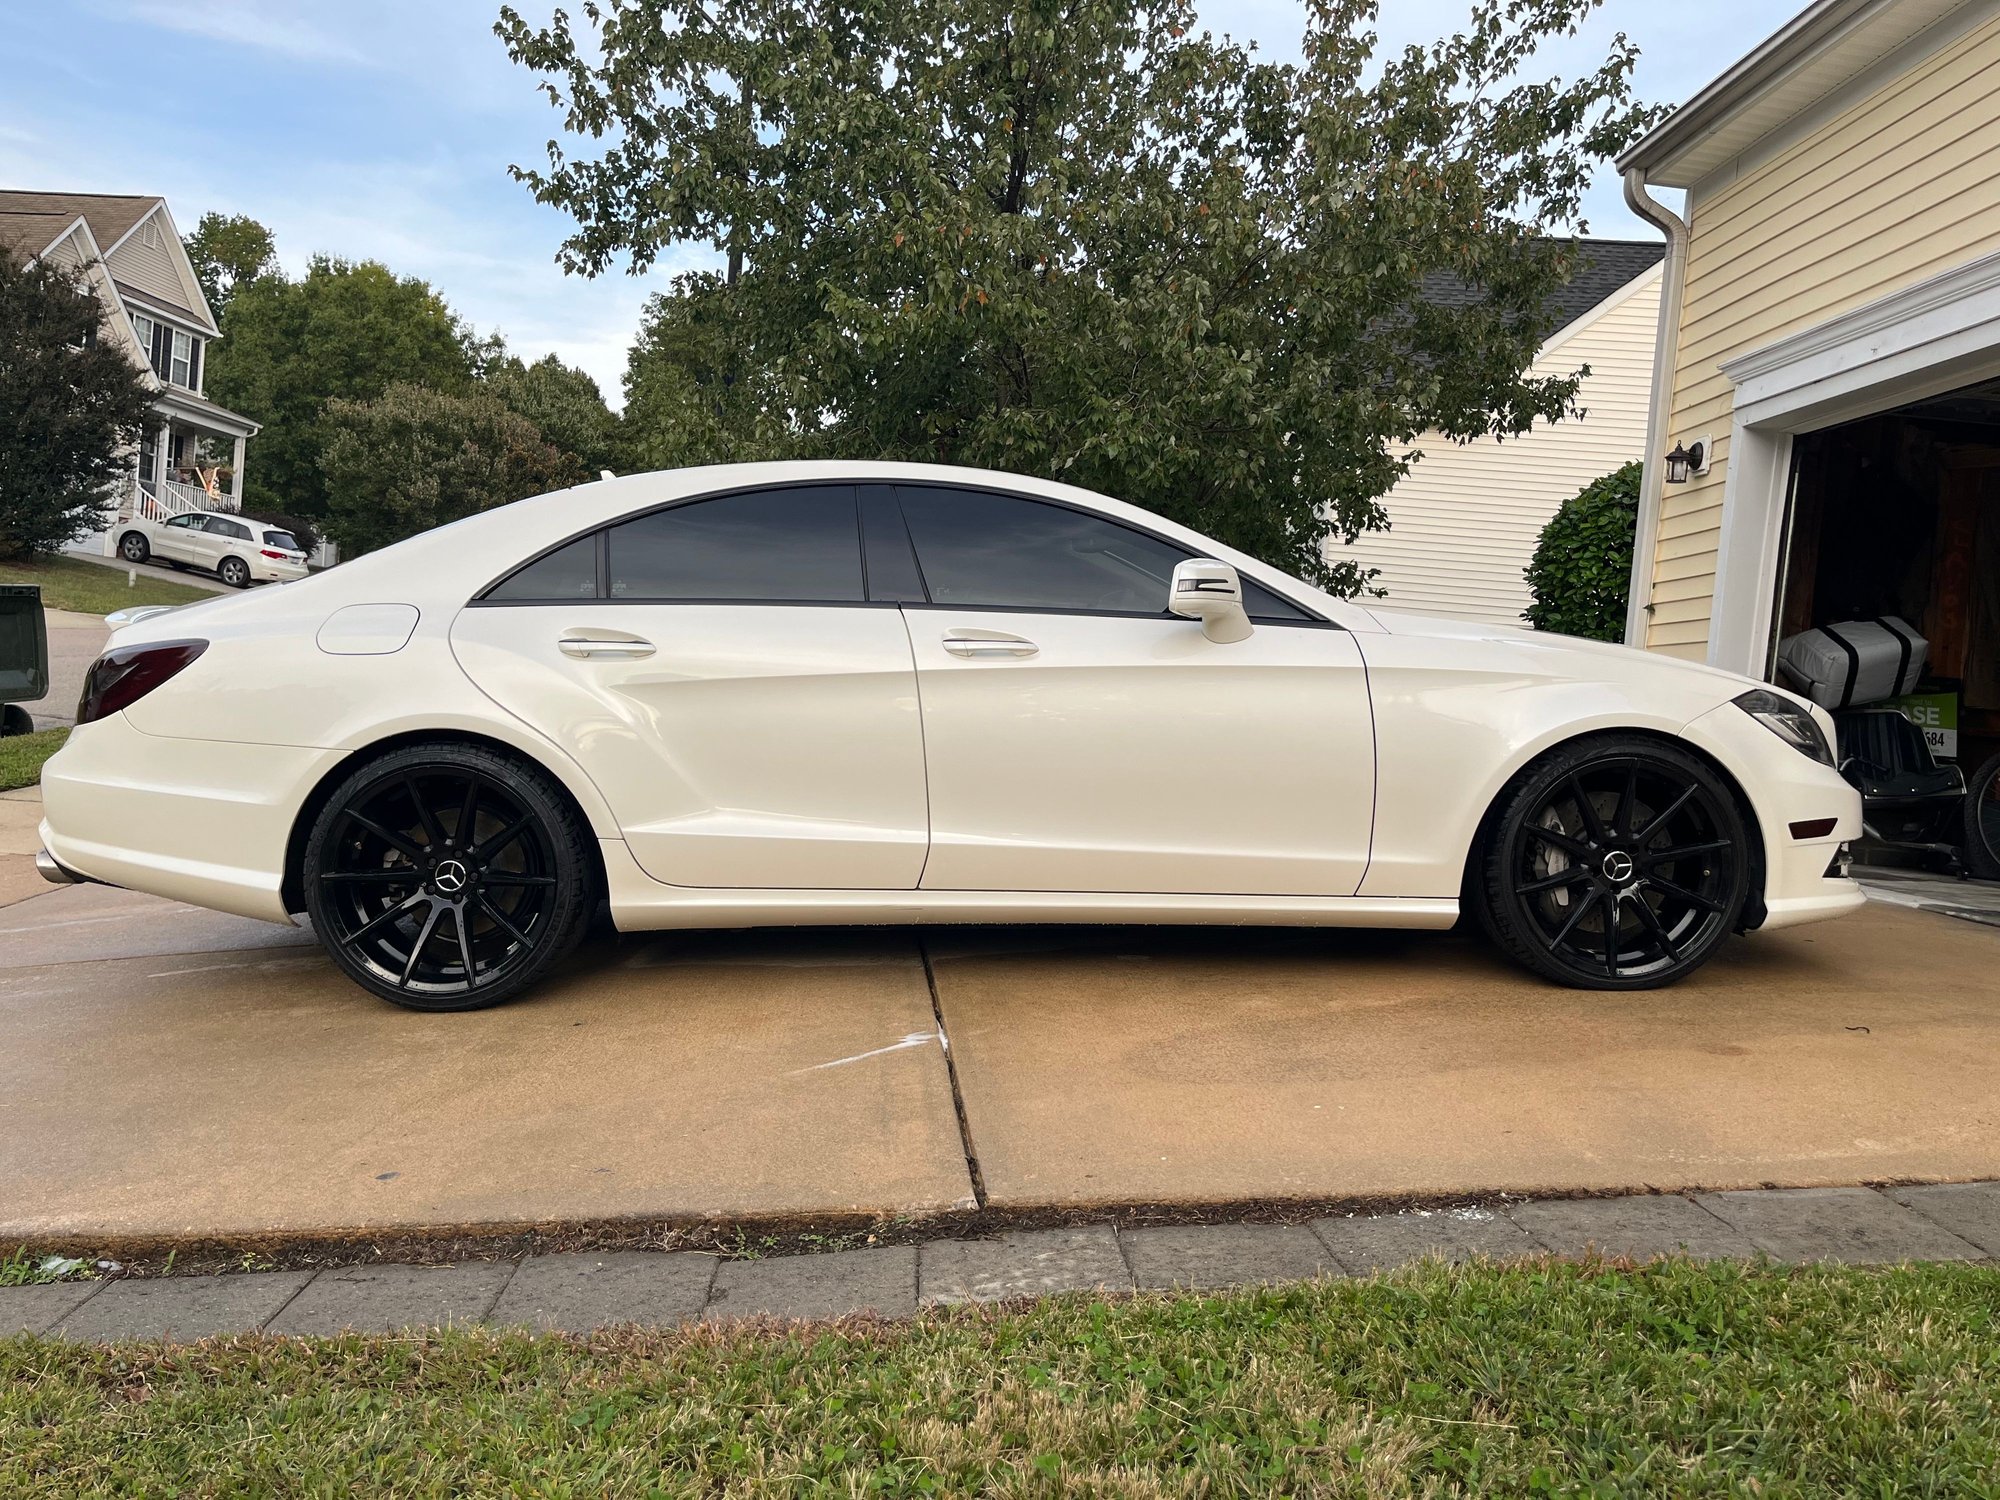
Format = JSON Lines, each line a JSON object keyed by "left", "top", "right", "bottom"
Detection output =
{"left": 0, "top": 704, "right": 32, "bottom": 737}
{"left": 1477, "top": 734, "right": 1751, "bottom": 990}
{"left": 303, "top": 742, "right": 596, "bottom": 1011}
{"left": 219, "top": 555, "right": 251, "bottom": 588}
{"left": 118, "top": 531, "right": 150, "bottom": 565}
{"left": 1964, "top": 752, "right": 2000, "bottom": 881}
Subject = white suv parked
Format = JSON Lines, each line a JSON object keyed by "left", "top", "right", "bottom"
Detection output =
{"left": 117, "top": 510, "right": 310, "bottom": 588}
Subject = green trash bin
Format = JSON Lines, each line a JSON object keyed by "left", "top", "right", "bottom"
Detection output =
{"left": 0, "top": 584, "right": 50, "bottom": 737}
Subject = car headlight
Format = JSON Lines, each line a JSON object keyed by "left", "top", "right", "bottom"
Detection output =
{"left": 1733, "top": 688, "right": 1834, "bottom": 766}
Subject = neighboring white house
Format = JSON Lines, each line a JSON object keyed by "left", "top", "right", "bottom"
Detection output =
{"left": 1332, "top": 240, "right": 1664, "bottom": 627}
{"left": 0, "top": 190, "right": 260, "bottom": 553}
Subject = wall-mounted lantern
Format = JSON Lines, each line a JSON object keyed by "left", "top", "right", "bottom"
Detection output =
{"left": 1663, "top": 437, "right": 1709, "bottom": 484}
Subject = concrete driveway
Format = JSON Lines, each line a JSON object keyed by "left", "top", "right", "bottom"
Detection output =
{"left": 2, "top": 830, "right": 1998, "bottom": 1243}
{"left": 21, "top": 609, "right": 110, "bottom": 731}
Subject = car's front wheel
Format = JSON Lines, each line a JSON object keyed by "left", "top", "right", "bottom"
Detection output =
{"left": 303, "top": 742, "right": 596, "bottom": 1010}
{"left": 118, "top": 532, "right": 149, "bottom": 564}
{"left": 1477, "top": 735, "right": 1750, "bottom": 989}
{"left": 219, "top": 555, "right": 251, "bottom": 588}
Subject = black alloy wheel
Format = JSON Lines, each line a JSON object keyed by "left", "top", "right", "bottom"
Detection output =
{"left": 1479, "top": 735, "right": 1750, "bottom": 989}
{"left": 219, "top": 555, "right": 251, "bottom": 588}
{"left": 1965, "top": 752, "right": 2000, "bottom": 880}
{"left": 119, "top": 532, "right": 150, "bottom": 564}
{"left": 303, "top": 742, "right": 594, "bottom": 1010}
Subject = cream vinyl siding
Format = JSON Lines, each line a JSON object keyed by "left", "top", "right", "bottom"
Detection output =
{"left": 105, "top": 209, "right": 208, "bottom": 326}
{"left": 1335, "top": 267, "right": 1660, "bottom": 628}
{"left": 1649, "top": 9, "right": 2000, "bottom": 659}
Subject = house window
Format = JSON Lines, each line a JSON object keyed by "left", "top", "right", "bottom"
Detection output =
{"left": 170, "top": 330, "right": 192, "bottom": 388}
{"left": 130, "top": 312, "right": 154, "bottom": 360}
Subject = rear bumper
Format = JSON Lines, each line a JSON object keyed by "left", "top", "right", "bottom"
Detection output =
{"left": 39, "top": 713, "right": 341, "bottom": 923}
{"left": 248, "top": 558, "right": 310, "bottom": 583}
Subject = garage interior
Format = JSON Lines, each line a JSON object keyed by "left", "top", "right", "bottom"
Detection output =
{"left": 1772, "top": 378, "right": 2000, "bottom": 875}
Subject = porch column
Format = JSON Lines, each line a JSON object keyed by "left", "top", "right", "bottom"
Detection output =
{"left": 230, "top": 433, "right": 246, "bottom": 509}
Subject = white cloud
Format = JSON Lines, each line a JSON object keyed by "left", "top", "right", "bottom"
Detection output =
{"left": 109, "top": 0, "right": 376, "bottom": 65}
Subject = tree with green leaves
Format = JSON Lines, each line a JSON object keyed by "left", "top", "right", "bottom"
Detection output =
{"left": 498, "top": 0, "right": 1658, "bottom": 594}
{"left": 182, "top": 212, "right": 278, "bottom": 318}
{"left": 0, "top": 253, "right": 155, "bottom": 557}
{"left": 319, "top": 381, "right": 584, "bottom": 555}
{"left": 1523, "top": 460, "right": 1640, "bottom": 641}
{"left": 205, "top": 255, "right": 478, "bottom": 520}
{"left": 485, "top": 352, "right": 620, "bottom": 475}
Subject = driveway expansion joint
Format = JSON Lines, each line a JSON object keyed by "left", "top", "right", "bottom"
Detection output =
{"left": 9, "top": 1179, "right": 1997, "bottom": 1342}
{"left": 920, "top": 937, "right": 988, "bottom": 1211}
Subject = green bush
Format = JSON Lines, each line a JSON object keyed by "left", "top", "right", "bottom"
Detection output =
{"left": 1523, "top": 461, "right": 1642, "bottom": 641}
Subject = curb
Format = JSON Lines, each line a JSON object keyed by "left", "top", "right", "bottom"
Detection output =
{"left": 8, "top": 1180, "right": 1999, "bottom": 1343}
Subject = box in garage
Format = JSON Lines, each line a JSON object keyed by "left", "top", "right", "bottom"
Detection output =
{"left": 1777, "top": 617, "right": 1927, "bottom": 709}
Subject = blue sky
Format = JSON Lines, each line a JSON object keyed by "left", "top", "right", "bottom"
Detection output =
{"left": 4, "top": 1, "right": 1807, "bottom": 405}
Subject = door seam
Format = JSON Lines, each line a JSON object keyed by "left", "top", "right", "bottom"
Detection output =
{"left": 897, "top": 606, "right": 936, "bottom": 890}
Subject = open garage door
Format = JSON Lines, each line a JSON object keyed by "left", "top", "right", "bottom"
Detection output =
{"left": 1773, "top": 382, "right": 2000, "bottom": 874}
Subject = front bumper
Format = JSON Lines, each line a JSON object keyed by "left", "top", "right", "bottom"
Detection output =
{"left": 39, "top": 712, "right": 342, "bottom": 923}
{"left": 1682, "top": 700, "right": 1866, "bottom": 931}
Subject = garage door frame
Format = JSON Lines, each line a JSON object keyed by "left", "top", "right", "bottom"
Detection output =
{"left": 1710, "top": 246, "right": 2000, "bottom": 677}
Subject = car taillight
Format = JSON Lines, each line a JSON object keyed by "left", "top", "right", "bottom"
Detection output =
{"left": 260, "top": 548, "right": 287, "bottom": 559}
{"left": 76, "top": 640, "right": 207, "bottom": 725}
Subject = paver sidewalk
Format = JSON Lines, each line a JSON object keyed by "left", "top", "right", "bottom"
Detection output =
{"left": 9, "top": 1180, "right": 1997, "bottom": 1344}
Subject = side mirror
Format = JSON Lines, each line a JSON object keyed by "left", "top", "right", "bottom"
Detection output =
{"left": 1169, "top": 559, "right": 1253, "bottom": 644}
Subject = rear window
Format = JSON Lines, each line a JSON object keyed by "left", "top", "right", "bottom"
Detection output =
{"left": 607, "top": 486, "right": 863, "bottom": 602}
{"left": 263, "top": 531, "right": 301, "bottom": 551}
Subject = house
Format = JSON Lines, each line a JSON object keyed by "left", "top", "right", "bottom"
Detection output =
{"left": 1332, "top": 240, "right": 1665, "bottom": 627}
{"left": 0, "top": 190, "right": 260, "bottom": 552}
{"left": 1621, "top": 0, "right": 2000, "bottom": 777}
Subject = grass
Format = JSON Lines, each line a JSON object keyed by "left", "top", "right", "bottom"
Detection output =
{"left": 0, "top": 553, "right": 215, "bottom": 616}
{"left": 0, "top": 1248, "right": 92, "bottom": 1288}
{"left": 5, "top": 1258, "right": 2000, "bottom": 1495}
{"left": 0, "top": 727, "right": 67, "bottom": 792}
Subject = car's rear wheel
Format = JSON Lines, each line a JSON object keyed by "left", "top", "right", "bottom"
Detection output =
{"left": 118, "top": 532, "right": 149, "bottom": 564}
{"left": 303, "top": 743, "right": 595, "bottom": 1011}
{"left": 1478, "top": 735, "right": 1750, "bottom": 989}
{"left": 219, "top": 555, "right": 251, "bottom": 588}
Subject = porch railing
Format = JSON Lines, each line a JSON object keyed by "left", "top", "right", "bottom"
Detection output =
{"left": 131, "top": 475, "right": 226, "bottom": 524}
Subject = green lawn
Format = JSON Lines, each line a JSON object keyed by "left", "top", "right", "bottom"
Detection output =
{"left": 5, "top": 1259, "right": 1998, "bottom": 1495}
{"left": 0, "top": 728, "right": 67, "bottom": 792}
{"left": 0, "top": 553, "right": 215, "bottom": 616}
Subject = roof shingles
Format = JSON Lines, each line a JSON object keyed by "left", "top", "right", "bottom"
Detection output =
{"left": 0, "top": 190, "right": 162, "bottom": 254}
{"left": 1418, "top": 238, "right": 1666, "bottom": 337}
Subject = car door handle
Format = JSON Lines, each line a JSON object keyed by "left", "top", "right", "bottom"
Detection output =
{"left": 941, "top": 631, "right": 1038, "bottom": 659}
{"left": 558, "top": 635, "right": 656, "bottom": 660}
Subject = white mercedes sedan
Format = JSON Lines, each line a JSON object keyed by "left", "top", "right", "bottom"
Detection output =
{"left": 39, "top": 462, "right": 1864, "bottom": 1011}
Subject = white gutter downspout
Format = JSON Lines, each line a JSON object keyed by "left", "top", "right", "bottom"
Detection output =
{"left": 1621, "top": 165, "right": 1691, "bottom": 650}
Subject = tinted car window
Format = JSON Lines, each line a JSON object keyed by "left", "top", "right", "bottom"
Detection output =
{"left": 896, "top": 487, "right": 1310, "bottom": 619}
{"left": 211, "top": 518, "right": 251, "bottom": 541}
{"left": 263, "top": 530, "right": 301, "bottom": 551}
{"left": 165, "top": 515, "right": 199, "bottom": 530}
{"left": 608, "top": 486, "right": 863, "bottom": 602}
{"left": 488, "top": 533, "right": 600, "bottom": 601}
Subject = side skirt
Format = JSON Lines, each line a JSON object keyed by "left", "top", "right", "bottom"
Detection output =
{"left": 598, "top": 840, "right": 1460, "bottom": 932}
